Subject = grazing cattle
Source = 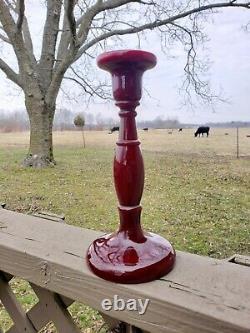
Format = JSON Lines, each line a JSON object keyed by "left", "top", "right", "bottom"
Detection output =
{"left": 225, "top": 133, "right": 229, "bottom": 136}
{"left": 143, "top": 127, "right": 148, "bottom": 131}
{"left": 194, "top": 126, "right": 210, "bottom": 137}
{"left": 109, "top": 126, "right": 119, "bottom": 134}
{"left": 178, "top": 128, "right": 183, "bottom": 132}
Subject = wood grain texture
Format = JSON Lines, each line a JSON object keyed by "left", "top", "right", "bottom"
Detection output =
{"left": 32, "top": 211, "right": 65, "bottom": 223}
{"left": 31, "top": 284, "right": 81, "bottom": 333}
{"left": 0, "top": 209, "right": 249, "bottom": 333}
{"left": 2, "top": 276, "right": 77, "bottom": 332}
{"left": 0, "top": 275, "right": 36, "bottom": 333}
{"left": 228, "top": 254, "right": 250, "bottom": 267}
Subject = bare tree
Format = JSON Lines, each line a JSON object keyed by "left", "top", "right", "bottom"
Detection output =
{"left": 0, "top": 0, "right": 249, "bottom": 167}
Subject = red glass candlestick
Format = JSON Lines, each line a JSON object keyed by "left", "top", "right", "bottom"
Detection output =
{"left": 87, "top": 50, "right": 175, "bottom": 284}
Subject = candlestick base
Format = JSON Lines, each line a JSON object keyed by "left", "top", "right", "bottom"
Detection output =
{"left": 87, "top": 231, "right": 175, "bottom": 284}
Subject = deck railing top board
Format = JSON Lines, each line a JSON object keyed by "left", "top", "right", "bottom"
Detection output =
{"left": 0, "top": 208, "right": 249, "bottom": 333}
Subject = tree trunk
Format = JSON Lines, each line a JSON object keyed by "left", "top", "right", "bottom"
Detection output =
{"left": 23, "top": 96, "right": 56, "bottom": 168}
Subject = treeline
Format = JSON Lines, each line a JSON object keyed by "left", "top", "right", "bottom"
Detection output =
{"left": 0, "top": 108, "right": 182, "bottom": 132}
{"left": 0, "top": 108, "right": 249, "bottom": 132}
{"left": 138, "top": 116, "right": 180, "bottom": 129}
{"left": 203, "top": 121, "right": 250, "bottom": 128}
{"left": 0, "top": 110, "right": 29, "bottom": 132}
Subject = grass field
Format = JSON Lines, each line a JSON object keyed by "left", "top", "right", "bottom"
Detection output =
{"left": 1, "top": 127, "right": 250, "bottom": 156}
{"left": 0, "top": 128, "right": 249, "bottom": 332}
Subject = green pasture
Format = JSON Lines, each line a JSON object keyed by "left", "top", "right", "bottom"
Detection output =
{"left": 0, "top": 145, "right": 249, "bottom": 332}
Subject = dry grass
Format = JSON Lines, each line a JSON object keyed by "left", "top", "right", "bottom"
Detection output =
{"left": 0, "top": 127, "right": 249, "bottom": 157}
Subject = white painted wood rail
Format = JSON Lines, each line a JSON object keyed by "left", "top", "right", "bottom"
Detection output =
{"left": 0, "top": 207, "right": 249, "bottom": 333}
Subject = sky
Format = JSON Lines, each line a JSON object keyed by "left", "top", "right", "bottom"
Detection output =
{"left": 0, "top": 2, "right": 249, "bottom": 124}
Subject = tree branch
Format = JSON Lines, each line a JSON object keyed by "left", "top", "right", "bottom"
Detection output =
{"left": 68, "top": 65, "right": 112, "bottom": 99}
{"left": 22, "top": 16, "right": 37, "bottom": 66}
{"left": 39, "top": 0, "right": 62, "bottom": 93}
{"left": 0, "top": 32, "right": 10, "bottom": 43}
{"left": 0, "top": 0, "right": 43, "bottom": 100}
{"left": 75, "top": 1, "right": 250, "bottom": 60}
{"left": 16, "top": 0, "right": 24, "bottom": 32}
{"left": 0, "top": 58, "right": 22, "bottom": 87}
{"left": 47, "top": 53, "right": 75, "bottom": 105}
{"left": 0, "top": 0, "right": 18, "bottom": 39}
{"left": 76, "top": 0, "right": 141, "bottom": 45}
{"left": 170, "top": 22, "right": 210, "bottom": 101}
{"left": 66, "top": 0, "right": 77, "bottom": 47}
{"left": 3, "top": 0, "right": 36, "bottom": 65}
{"left": 56, "top": 1, "right": 70, "bottom": 63}
{"left": 55, "top": 2, "right": 140, "bottom": 88}
{"left": 0, "top": 0, "right": 30, "bottom": 66}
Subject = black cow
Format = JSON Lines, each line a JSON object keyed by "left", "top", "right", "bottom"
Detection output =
{"left": 109, "top": 126, "right": 119, "bottom": 134}
{"left": 194, "top": 126, "right": 210, "bottom": 137}
{"left": 143, "top": 127, "right": 148, "bottom": 131}
{"left": 178, "top": 128, "right": 183, "bottom": 132}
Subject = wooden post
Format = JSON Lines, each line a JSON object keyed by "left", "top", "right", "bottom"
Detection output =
{"left": 236, "top": 127, "right": 239, "bottom": 158}
{"left": 81, "top": 126, "right": 86, "bottom": 148}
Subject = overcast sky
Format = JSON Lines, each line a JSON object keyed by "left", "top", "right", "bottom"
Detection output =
{"left": 0, "top": 3, "right": 249, "bottom": 124}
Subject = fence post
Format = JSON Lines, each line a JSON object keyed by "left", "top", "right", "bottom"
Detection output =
{"left": 236, "top": 127, "right": 239, "bottom": 159}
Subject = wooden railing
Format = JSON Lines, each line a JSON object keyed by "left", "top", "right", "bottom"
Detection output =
{"left": 0, "top": 207, "right": 249, "bottom": 333}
